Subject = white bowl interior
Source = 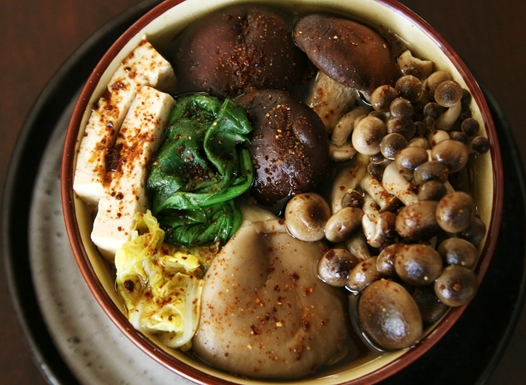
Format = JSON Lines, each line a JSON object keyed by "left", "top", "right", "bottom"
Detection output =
{"left": 69, "top": 0, "right": 496, "bottom": 383}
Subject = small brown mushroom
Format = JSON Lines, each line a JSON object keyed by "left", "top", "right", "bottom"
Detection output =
{"left": 370, "top": 85, "right": 398, "bottom": 113}
{"left": 412, "top": 285, "right": 450, "bottom": 324}
{"left": 352, "top": 115, "right": 387, "bottom": 155}
{"left": 395, "top": 75, "right": 423, "bottom": 103}
{"left": 346, "top": 256, "right": 381, "bottom": 292}
{"left": 436, "top": 191, "right": 475, "bottom": 234}
{"left": 284, "top": 193, "right": 331, "bottom": 242}
{"left": 417, "top": 180, "right": 448, "bottom": 201}
{"left": 386, "top": 116, "right": 416, "bottom": 140}
{"left": 341, "top": 189, "right": 365, "bottom": 209}
{"left": 470, "top": 135, "right": 490, "bottom": 154}
{"left": 437, "top": 237, "right": 478, "bottom": 269}
{"left": 394, "top": 146, "right": 429, "bottom": 180}
{"left": 459, "top": 215, "right": 486, "bottom": 246}
{"left": 376, "top": 243, "right": 404, "bottom": 277}
{"left": 413, "top": 161, "right": 449, "bottom": 185}
{"left": 357, "top": 279, "right": 423, "bottom": 350}
{"left": 461, "top": 117, "right": 480, "bottom": 137}
{"left": 394, "top": 244, "right": 443, "bottom": 286}
{"left": 380, "top": 132, "right": 408, "bottom": 160}
{"left": 431, "top": 139, "right": 469, "bottom": 173}
{"left": 318, "top": 248, "right": 360, "bottom": 287}
{"left": 434, "top": 80, "right": 463, "bottom": 131}
{"left": 362, "top": 194, "right": 397, "bottom": 248}
{"left": 325, "top": 207, "right": 364, "bottom": 243}
{"left": 423, "top": 71, "right": 453, "bottom": 100}
{"left": 395, "top": 200, "right": 440, "bottom": 241}
{"left": 434, "top": 264, "right": 478, "bottom": 307}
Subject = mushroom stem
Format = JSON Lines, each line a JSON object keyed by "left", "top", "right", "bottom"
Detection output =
{"left": 329, "top": 153, "right": 369, "bottom": 214}
{"left": 329, "top": 107, "right": 370, "bottom": 161}
{"left": 397, "top": 50, "right": 434, "bottom": 80}
{"left": 360, "top": 173, "right": 400, "bottom": 212}
{"left": 306, "top": 71, "right": 358, "bottom": 133}
{"left": 435, "top": 101, "right": 461, "bottom": 131}
{"left": 361, "top": 194, "right": 397, "bottom": 249}
{"left": 382, "top": 162, "right": 419, "bottom": 207}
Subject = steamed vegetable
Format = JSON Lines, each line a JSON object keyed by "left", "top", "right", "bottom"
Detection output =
{"left": 147, "top": 94, "right": 254, "bottom": 246}
{"left": 115, "top": 211, "right": 205, "bottom": 351}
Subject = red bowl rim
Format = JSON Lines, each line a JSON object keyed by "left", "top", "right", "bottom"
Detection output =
{"left": 61, "top": 0, "right": 504, "bottom": 384}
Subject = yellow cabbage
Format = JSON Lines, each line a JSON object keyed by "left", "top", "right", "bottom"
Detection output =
{"left": 115, "top": 210, "right": 204, "bottom": 351}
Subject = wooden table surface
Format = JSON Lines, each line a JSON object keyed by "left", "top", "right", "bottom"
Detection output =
{"left": 1, "top": 1, "right": 525, "bottom": 384}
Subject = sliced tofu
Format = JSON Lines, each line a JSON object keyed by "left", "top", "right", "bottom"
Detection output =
{"left": 91, "top": 86, "right": 175, "bottom": 261}
{"left": 74, "top": 37, "right": 176, "bottom": 207}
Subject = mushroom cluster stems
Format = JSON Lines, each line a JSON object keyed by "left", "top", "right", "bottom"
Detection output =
{"left": 330, "top": 107, "right": 371, "bottom": 161}
{"left": 397, "top": 50, "right": 434, "bottom": 80}
{"left": 329, "top": 153, "right": 369, "bottom": 214}
{"left": 382, "top": 162, "right": 419, "bottom": 207}
{"left": 361, "top": 194, "right": 396, "bottom": 249}
{"left": 306, "top": 71, "right": 358, "bottom": 134}
{"left": 435, "top": 102, "right": 461, "bottom": 131}
{"left": 360, "top": 173, "right": 400, "bottom": 212}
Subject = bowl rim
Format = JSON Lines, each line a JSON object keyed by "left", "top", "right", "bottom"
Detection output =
{"left": 61, "top": 0, "right": 504, "bottom": 384}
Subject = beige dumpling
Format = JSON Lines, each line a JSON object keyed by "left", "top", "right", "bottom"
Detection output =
{"left": 193, "top": 214, "right": 353, "bottom": 379}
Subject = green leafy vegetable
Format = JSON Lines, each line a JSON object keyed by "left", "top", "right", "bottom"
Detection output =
{"left": 147, "top": 94, "right": 253, "bottom": 246}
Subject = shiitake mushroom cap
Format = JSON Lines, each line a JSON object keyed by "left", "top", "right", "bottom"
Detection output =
{"left": 293, "top": 14, "right": 399, "bottom": 100}
{"left": 175, "top": 5, "right": 312, "bottom": 98}
{"left": 237, "top": 89, "right": 331, "bottom": 205}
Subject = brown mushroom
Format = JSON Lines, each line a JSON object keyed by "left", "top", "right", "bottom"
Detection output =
{"left": 176, "top": 5, "right": 312, "bottom": 98}
{"left": 394, "top": 244, "right": 443, "bottom": 286}
{"left": 434, "top": 80, "right": 463, "bottom": 131}
{"left": 346, "top": 256, "right": 382, "bottom": 292}
{"left": 318, "top": 248, "right": 360, "bottom": 287}
{"left": 437, "top": 237, "right": 478, "bottom": 269}
{"left": 436, "top": 191, "right": 475, "bottom": 233}
{"left": 431, "top": 139, "right": 469, "bottom": 173}
{"left": 352, "top": 115, "right": 387, "bottom": 155}
{"left": 325, "top": 207, "right": 364, "bottom": 243}
{"left": 434, "top": 264, "right": 478, "bottom": 307}
{"left": 357, "top": 279, "right": 423, "bottom": 350}
{"left": 395, "top": 200, "right": 440, "bottom": 241}
{"left": 284, "top": 193, "right": 331, "bottom": 242}
{"left": 237, "top": 89, "right": 330, "bottom": 205}
{"left": 293, "top": 14, "right": 399, "bottom": 100}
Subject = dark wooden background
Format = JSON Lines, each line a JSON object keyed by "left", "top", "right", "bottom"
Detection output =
{"left": 1, "top": 1, "right": 525, "bottom": 384}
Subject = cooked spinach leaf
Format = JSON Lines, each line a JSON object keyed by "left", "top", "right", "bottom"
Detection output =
{"left": 147, "top": 94, "right": 253, "bottom": 246}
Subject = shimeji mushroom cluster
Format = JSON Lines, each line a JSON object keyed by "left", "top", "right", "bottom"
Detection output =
{"left": 283, "top": 50, "right": 489, "bottom": 352}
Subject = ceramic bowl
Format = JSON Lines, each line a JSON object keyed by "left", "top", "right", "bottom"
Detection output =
{"left": 61, "top": 0, "right": 503, "bottom": 383}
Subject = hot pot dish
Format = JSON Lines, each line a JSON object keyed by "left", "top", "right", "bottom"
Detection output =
{"left": 62, "top": 0, "right": 502, "bottom": 383}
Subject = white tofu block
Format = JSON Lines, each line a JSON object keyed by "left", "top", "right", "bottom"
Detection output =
{"left": 74, "top": 37, "right": 176, "bottom": 206}
{"left": 91, "top": 86, "right": 175, "bottom": 261}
